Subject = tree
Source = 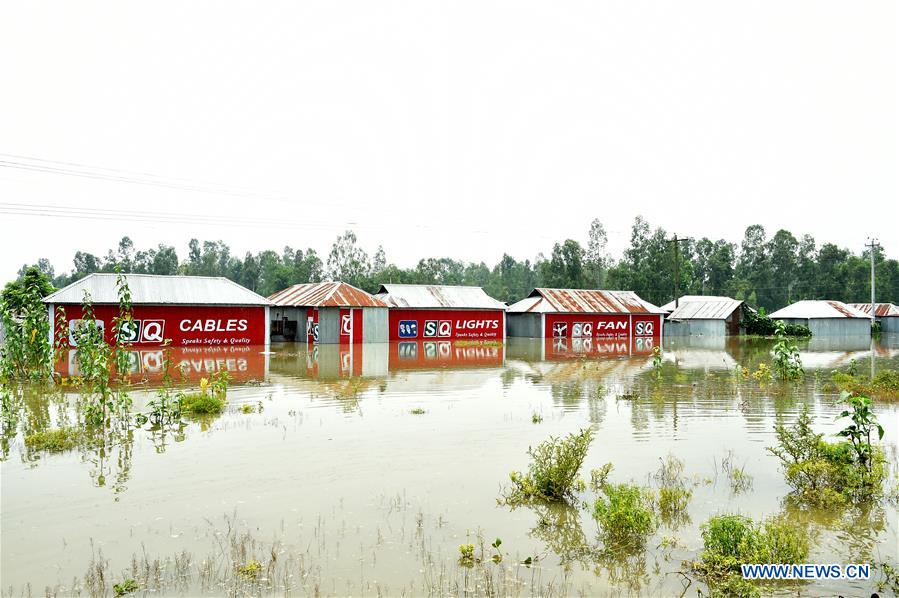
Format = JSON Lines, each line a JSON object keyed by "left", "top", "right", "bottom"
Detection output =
{"left": 586, "top": 218, "right": 609, "bottom": 288}
{"left": 326, "top": 231, "right": 371, "bottom": 287}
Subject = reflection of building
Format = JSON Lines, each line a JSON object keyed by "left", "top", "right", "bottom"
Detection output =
{"left": 56, "top": 346, "right": 270, "bottom": 383}
{"left": 389, "top": 340, "right": 504, "bottom": 370}
{"left": 769, "top": 300, "right": 870, "bottom": 337}
{"left": 44, "top": 273, "right": 272, "bottom": 348}
{"left": 269, "top": 342, "right": 389, "bottom": 379}
{"left": 507, "top": 289, "right": 663, "bottom": 351}
{"left": 376, "top": 284, "right": 506, "bottom": 341}
{"left": 268, "top": 282, "right": 388, "bottom": 344}
{"left": 661, "top": 297, "right": 746, "bottom": 337}
{"left": 849, "top": 303, "right": 899, "bottom": 333}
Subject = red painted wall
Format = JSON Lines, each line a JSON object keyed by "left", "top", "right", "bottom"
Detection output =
{"left": 543, "top": 313, "right": 662, "bottom": 347}
{"left": 54, "top": 304, "right": 267, "bottom": 347}
{"left": 387, "top": 309, "right": 504, "bottom": 341}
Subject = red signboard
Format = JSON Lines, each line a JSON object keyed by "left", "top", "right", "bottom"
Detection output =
{"left": 543, "top": 314, "right": 662, "bottom": 348}
{"left": 55, "top": 304, "right": 267, "bottom": 347}
{"left": 55, "top": 345, "right": 268, "bottom": 383}
{"left": 388, "top": 310, "right": 505, "bottom": 341}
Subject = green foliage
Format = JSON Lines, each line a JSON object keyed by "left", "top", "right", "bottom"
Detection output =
{"left": 531, "top": 412, "right": 543, "bottom": 424}
{"left": 696, "top": 514, "right": 808, "bottom": 596}
{"left": 768, "top": 405, "right": 885, "bottom": 505}
{"left": 457, "top": 543, "right": 475, "bottom": 567}
{"left": 0, "top": 266, "right": 55, "bottom": 382}
{"left": 742, "top": 307, "right": 811, "bottom": 337}
{"left": 24, "top": 427, "right": 82, "bottom": 452}
{"left": 873, "top": 370, "right": 899, "bottom": 391}
{"left": 651, "top": 346, "right": 663, "bottom": 379}
{"left": 658, "top": 486, "right": 692, "bottom": 520}
{"left": 181, "top": 391, "right": 225, "bottom": 415}
{"left": 506, "top": 428, "right": 594, "bottom": 502}
{"left": 113, "top": 579, "right": 139, "bottom": 596}
{"left": 836, "top": 392, "right": 884, "bottom": 470}
{"left": 409, "top": 407, "right": 426, "bottom": 415}
{"left": 236, "top": 559, "right": 262, "bottom": 579}
{"left": 592, "top": 483, "right": 656, "bottom": 549}
{"left": 771, "top": 321, "right": 803, "bottom": 380}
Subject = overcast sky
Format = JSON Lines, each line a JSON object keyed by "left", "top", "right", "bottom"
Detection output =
{"left": 1, "top": 1, "right": 895, "bottom": 282}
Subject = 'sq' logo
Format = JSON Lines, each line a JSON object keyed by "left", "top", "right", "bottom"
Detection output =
{"left": 141, "top": 320, "right": 166, "bottom": 343}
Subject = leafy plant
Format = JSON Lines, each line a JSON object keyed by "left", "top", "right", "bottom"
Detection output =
{"left": 771, "top": 321, "right": 803, "bottom": 381}
{"left": 592, "top": 483, "right": 656, "bottom": 550}
{"left": 457, "top": 543, "right": 475, "bottom": 567}
{"left": 24, "top": 427, "right": 83, "bottom": 452}
{"left": 836, "top": 391, "right": 884, "bottom": 471}
{"left": 410, "top": 407, "right": 426, "bottom": 415}
{"left": 651, "top": 346, "right": 663, "bottom": 379}
{"left": 236, "top": 558, "right": 262, "bottom": 579}
{"left": 505, "top": 428, "right": 594, "bottom": 502}
{"left": 657, "top": 486, "right": 691, "bottom": 521}
{"left": 490, "top": 537, "right": 503, "bottom": 563}
{"left": 113, "top": 579, "right": 139, "bottom": 596}
{"left": 0, "top": 266, "right": 55, "bottom": 382}
{"left": 531, "top": 412, "right": 543, "bottom": 424}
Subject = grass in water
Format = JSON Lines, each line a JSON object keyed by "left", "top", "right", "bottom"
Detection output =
{"left": 504, "top": 428, "right": 593, "bottom": 503}
{"left": 24, "top": 427, "right": 82, "bottom": 452}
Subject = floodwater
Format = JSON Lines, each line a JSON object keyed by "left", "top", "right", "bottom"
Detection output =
{"left": 2, "top": 335, "right": 898, "bottom": 596}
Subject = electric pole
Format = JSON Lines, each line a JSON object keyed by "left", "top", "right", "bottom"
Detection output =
{"left": 667, "top": 234, "right": 692, "bottom": 308}
{"left": 866, "top": 238, "right": 881, "bottom": 323}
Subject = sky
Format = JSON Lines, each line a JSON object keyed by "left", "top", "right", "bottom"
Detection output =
{"left": 0, "top": 1, "right": 896, "bottom": 282}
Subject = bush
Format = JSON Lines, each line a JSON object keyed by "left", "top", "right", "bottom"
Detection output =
{"left": 506, "top": 428, "right": 593, "bottom": 502}
{"left": 874, "top": 370, "right": 899, "bottom": 391}
{"left": 742, "top": 307, "right": 811, "bottom": 337}
{"left": 696, "top": 514, "right": 808, "bottom": 595}
{"left": 181, "top": 392, "right": 225, "bottom": 415}
{"left": 24, "top": 427, "right": 82, "bottom": 452}
{"left": 658, "top": 486, "right": 692, "bottom": 520}
{"left": 768, "top": 406, "right": 885, "bottom": 505}
{"left": 592, "top": 483, "right": 656, "bottom": 549}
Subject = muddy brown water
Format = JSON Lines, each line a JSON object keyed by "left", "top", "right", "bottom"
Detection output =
{"left": 1, "top": 336, "right": 898, "bottom": 596}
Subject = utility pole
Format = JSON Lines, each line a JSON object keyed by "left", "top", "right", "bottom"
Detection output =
{"left": 667, "top": 234, "right": 692, "bottom": 308}
{"left": 866, "top": 238, "right": 881, "bottom": 323}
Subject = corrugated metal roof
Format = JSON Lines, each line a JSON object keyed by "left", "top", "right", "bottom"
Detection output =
{"left": 268, "top": 282, "right": 386, "bottom": 308}
{"left": 375, "top": 284, "right": 506, "bottom": 310}
{"left": 660, "top": 295, "right": 735, "bottom": 312}
{"left": 43, "top": 273, "right": 272, "bottom": 306}
{"left": 769, "top": 300, "right": 869, "bottom": 320}
{"left": 508, "top": 288, "right": 664, "bottom": 314}
{"left": 849, "top": 303, "right": 899, "bottom": 317}
{"left": 667, "top": 299, "right": 744, "bottom": 320}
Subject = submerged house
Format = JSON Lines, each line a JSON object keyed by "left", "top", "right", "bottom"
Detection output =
{"left": 44, "top": 273, "right": 273, "bottom": 347}
{"left": 769, "top": 300, "right": 870, "bottom": 337}
{"left": 506, "top": 288, "right": 664, "bottom": 350}
{"left": 849, "top": 303, "right": 899, "bottom": 334}
{"left": 375, "top": 284, "right": 506, "bottom": 341}
{"left": 268, "top": 281, "right": 388, "bottom": 344}
{"left": 662, "top": 297, "right": 746, "bottom": 337}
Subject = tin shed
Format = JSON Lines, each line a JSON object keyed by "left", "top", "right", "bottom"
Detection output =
{"left": 849, "top": 303, "right": 899, "bottom": 334}
{"left": 663, "top": 298, "right": 745, "bottom": 337}
{"left": 769, "top": 300, "right": 871, "bottom": 337}
{"left": 375, "top": 284, "right": 506, "bottom": 341}
{"left": 44, "top": 273, "right": 272, "bottom": 348}
{"left": 268, "top": 282, "right": 388, "bottom": 344}
{"left": 507, "top": 288, "right": 664, "bottom": 352}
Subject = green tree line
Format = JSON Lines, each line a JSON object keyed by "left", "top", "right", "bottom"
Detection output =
{"left": 9, "top": 217, "right": 898, "bottom": 311}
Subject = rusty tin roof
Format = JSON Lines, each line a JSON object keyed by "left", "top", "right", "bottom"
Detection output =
{"left": 508, "top": 288, "right": 664, "bottom": 315}
{"left": 375, "top": 284, "right": 506, "bottom": 310}
{"left": 268, "top": 282, "right": 386, "bottom": 308}
{"left": 769, "top": 300, "right": 869, "bottom": 320}
{"left": 849, "top": 303, "right": 899, "bottom": 317}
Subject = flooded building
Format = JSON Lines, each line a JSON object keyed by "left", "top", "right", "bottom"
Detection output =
{"left": 849, "top": 303, "right": 899, "bottom": 334}
{"left": 375, "top": 284, "right": 506, "bottom": 341}
{"left": 268, "top": 281, "right": 388, "bottom": 344}
{"left": 44, "top": 273, "right": 272, "bottom": 348}
{"left": 769, "top": 300, "right": 871, "bottom": 336}
{"left": 662, "top": 297, "right": 746, "bottom": 337}
{"left": 506, "top": 288, "right": 664, "bottom": 353}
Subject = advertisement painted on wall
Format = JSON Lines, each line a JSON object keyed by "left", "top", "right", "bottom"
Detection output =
{"left": 544, "top": 314, "right": 662, "bottom": 347}
{"left": 387, "top": 310, "right": 504, "bottom": 341}
{"left": 55, "top": 304, "right": 267, "bottom": 347}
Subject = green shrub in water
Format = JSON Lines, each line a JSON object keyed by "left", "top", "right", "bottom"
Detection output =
{"left": 769, "top": 404, "right": 885, "bottom": 505}
{"left": 658, "top": 486, "right": 692, "bottom": 520}
{"left": 506, "top": 428, "right": 593, "bottom": 502}
{"left": 236, "top": 558, "right": 262, "bottom": 579}
{"left": 113, "top": 579, "right": 139, "bottom": 596}
{"left": 181, "top": 391, "right": 225, "bottom": 415}
{"left": 592, "top": 483, "right": 656, "bottom": 549}
{"left": 24, "top": 427, "right": 82, "bottom": 452}
{"left": 696, "top": 514, "right": 808, "bottom": 596}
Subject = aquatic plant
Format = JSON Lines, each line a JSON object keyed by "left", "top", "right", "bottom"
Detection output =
{"left": 241, "top": 404, "right": 255, "bottom": 414}
{"left": 836, "top": 391, "right": 884, "bottom": 471}
{"left": 751, "top": 363, "right": 771, "bottom": 383}
{"left": 236, "top": 558, "right": 262, "bottom": 579}
{"left": 657, "top": 486, "right": 691, "bottom": 521}
{"left": 181, "top": 391, "right": 225, "bottom": 415}
{"left": 457, "top": 543, "right": 475, "bottom": 567}
{"left": 590, "top": 463, "right": 614, "bottom": 491}
{"left": 719, "top": 451, "right": 753, "bottom": 494}
{"left": 651, "top": 346, "right": 663, "bottom": 379}
{"left": 24, "top": 427, "right": 82, "bottom": 452}
{"left": 768, "top": 405, "right": 885, "bottom": 505}
{"left": 592, "top": 483, "right": 656, "bottom": 550}
{"left": 113, "top": 578, "right": 139, "bottom": 596}
{"left": 531, "top": 412, "right": 542, "bottom": 424}
{"left": 410, "top": 407, "right": 426, "bottom": 415}
{"left": 694, "top": 514, "right": 808, "bottom": 596}
{"left": 505, "top": 428, "right": 594, "bottom": 502}
{"left": 490, "top": 538, "right": 503, "bottom": 563}
{"left": 771, "top": 321, "right": 803, "bottom": 381}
